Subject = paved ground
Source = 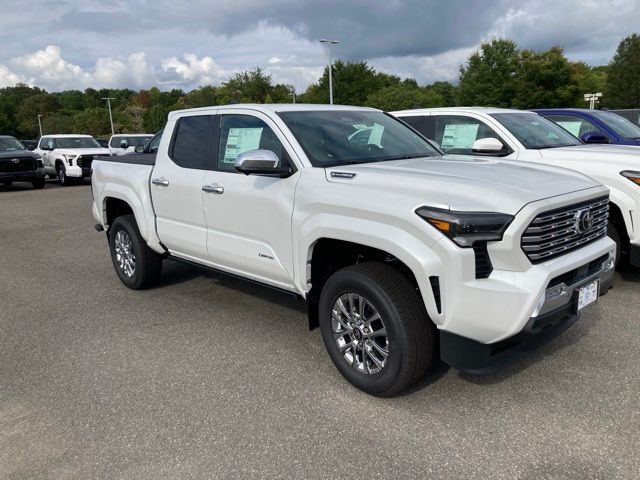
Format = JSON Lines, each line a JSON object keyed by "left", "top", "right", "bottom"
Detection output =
{"left": 1, "top": 181, "right": 639, "bottom": 479}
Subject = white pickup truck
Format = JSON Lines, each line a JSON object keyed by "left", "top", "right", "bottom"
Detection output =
{"left": 108, "top": 134, "right": 154, "bottom": 156}
{"left": 392, "top": 107, "right": 640, "bottom": 268}
{"left": 91, "top": 104, "right": 615, "bottom": 396}
{"left": 35, "top": 134, "right": 112, "bottom": 185}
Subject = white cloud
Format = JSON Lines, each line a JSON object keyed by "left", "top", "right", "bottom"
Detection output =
{"left": 0, "top": 65, "right": 26, "bottom": 88}
{"left": 161, "top": 53, "right": 233, "bottom": 86}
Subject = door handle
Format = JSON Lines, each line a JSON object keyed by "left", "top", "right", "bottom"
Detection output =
{"left": 202, "top": 184, "right": 224, "bottom": 194}
{"left": 151, "top": 177, "right": 169, "bottom": 187}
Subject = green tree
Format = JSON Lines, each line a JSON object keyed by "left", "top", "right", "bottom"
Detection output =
{"left": 511, "top": 46, "right": 578, "bottom": 108}
{"left": 73, "top": 107, "right": 111, "bottom": 137}
{"left": 571, "top": 63, "right": 607, "bottom": 107}
{"left": 365, "top": 84, "right": 443, "bottom": 111}
{"left": 458, "top": 39, "right": 521, "bottom": 107}
{"left": 605, "top": 34, "right": 640, "bottom": 108}
{"left": 15, "top": 93, "right": 61, "bottom": 138}
{"left": 300, "top": 60, "right": 400, "bottom": 105}
{"left": 428, "top": 81, "right": 458, "bottom": 106}
{"left": 222, "top": 67, "right": 273, "bottom": 103}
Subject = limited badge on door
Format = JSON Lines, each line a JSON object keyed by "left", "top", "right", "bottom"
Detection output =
{"left": 577, "top": 280, "right": 599, "bottom": 312}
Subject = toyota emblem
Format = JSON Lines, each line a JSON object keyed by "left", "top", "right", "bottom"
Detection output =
{"left": 574, "top": 209, "right": 594, "bottom": 234}
{"left": 11, "top": 158, "right": 19, "bottom": 163}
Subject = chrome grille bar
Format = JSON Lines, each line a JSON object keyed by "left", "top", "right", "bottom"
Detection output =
{"left": 522, "top": 196, "right": 609, "bottom": 263}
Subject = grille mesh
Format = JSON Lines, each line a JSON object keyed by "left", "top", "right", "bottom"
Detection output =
{"left": 522, "top": 196, "right": 609, "bottom": 263}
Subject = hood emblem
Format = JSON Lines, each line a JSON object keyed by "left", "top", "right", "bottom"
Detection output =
{"left": 330, "top": 172, "right": 357, "bottom": 179}
{"left": 574, "top": 209, "right": 594, "bottom": 234}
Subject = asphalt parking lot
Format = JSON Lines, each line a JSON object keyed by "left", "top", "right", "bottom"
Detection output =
{"left": 1, "top": 181, "right": 639, "bottom": 479}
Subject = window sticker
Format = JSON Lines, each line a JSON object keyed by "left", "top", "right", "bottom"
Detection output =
{"left": 368, "top": 122, "right": 384, "bottom": 147}
{"left": 556, "top": 121, "right": 582, "bottom": 137}
{"left": 223, "top": 127, "right": 263, "bottom": 163}
{"left": 441, "top": 123, "right": 479, "bottom": 150}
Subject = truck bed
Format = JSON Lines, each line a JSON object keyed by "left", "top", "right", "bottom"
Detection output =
{"left": 98, "top": 152, "right": 156, "bottom": 166}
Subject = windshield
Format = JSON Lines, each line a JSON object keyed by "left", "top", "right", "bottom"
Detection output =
{"left": 278, "top": 110, "right": 438, "bottom": 167}
{"left": 128, "top": 136, "right": 153, "bottom": 146}
{"left": 491, "top": 112, "right": 582, "bottom": 149}
{"left": 55, "top": 137, "right": 101, "bottom": 149}
{"left": 0, "top": 137, "right": 26, "bottom": 152}
{"left": 590, "top": 110, "right": 640, "bottom": 139}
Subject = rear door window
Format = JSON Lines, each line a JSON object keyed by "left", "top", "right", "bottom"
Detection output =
{"left": 170, "top": 115, "right": 215, "bottom": 170}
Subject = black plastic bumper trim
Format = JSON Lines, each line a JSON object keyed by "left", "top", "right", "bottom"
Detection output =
{"left": 630, "top": 244, "right": 640, "bottom": 268}
{"left": 440, "top": 304, "right": 578, "bottom": 374}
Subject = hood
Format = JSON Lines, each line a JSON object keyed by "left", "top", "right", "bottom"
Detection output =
{"left": 325, "top": 156, "right": 601, "bottom": 215}
{"left": 0, "top": 149, "right": 36, "bottom": 159}
{"left": 53, "top": 147, "right": 111, "bottom": 156}
{"left": 541, "top": 144, "right": 640, "bottom": 171}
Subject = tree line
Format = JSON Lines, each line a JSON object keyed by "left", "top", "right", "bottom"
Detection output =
{"left": 1, "top": 34, "right": 639, "bottom": 139}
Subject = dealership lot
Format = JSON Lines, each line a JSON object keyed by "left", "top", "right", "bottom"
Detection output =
{"left": 1, "top": 183, "right": 639, "bottom": 479}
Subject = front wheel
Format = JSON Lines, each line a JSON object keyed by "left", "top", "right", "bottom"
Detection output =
{"left": 109, "top": 214, "right": 163, "bottom": 289}
{"left": 57, "top": 165, "right": 69, "bottom": 186}
{"left": 319, "top": 262, "right": 433, "bottom": 397}
{"left": 607, "top": 221, "right": 623, "bottom": 267}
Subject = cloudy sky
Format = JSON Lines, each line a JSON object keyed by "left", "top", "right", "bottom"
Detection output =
{"left": 0, "top": 0, "right": 638, "bottom": 93}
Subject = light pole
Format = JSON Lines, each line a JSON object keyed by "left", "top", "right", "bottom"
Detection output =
{"left": 102, "top": 97, "right": 115, "bottom": 135}
{"left": 37, "top": 114, "right": 43, "bottom": 137}
{"left": 290, "top": 85, "right": 296, "bottom": 104}
{"left": 319, "top": 39, "right": 339, "bottom": 104}
{"left": 584, "top": 92, "right": 603, "bottom": 110}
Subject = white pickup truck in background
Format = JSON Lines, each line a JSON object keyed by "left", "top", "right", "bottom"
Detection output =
{"left": 35, "top": 134, "right": 111, "bottom": 185}
{"left": 108, "top": 134, "right": 154, "bottom": 156}
{"left": 91, "top": 104, "right": 615, "bottom": 396}
{"left": 393, "top": 107, "right": 640, "bottom": 268}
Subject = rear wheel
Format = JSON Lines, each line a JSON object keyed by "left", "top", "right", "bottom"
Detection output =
{"left": 319, "top": 262, "right": 433, "bottom": 397}
{"left": 109, "top": 214, "right": 163, "bottom": 289}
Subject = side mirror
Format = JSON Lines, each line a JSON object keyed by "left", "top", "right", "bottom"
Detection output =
{"left": 472, "top": 137, "right": 505, "bottom": 154}
{"left": 40, "top": 144, "right": 51, "bottom": 151}
{"left": 120, "top": 140, "right": 129, "bottom": 148}
{"left": 235, "top": 149, "right": 291, "bottom": 177}
{"left": 134, "top": 145, "right": 145, "bottom": 153}
{"left": 580, "top": 132, "right": 610, "bottom": 144}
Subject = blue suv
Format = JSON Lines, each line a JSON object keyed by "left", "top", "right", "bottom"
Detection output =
{"left": 533, "top": 108, "right": 640, "bottom": 146}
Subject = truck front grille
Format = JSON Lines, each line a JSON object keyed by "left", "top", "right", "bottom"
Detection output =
{"left": 77, "top": 154, "right": 109, "bottom": 170}
{"left": 0, "top": 156, "right": 36, "bottom": 173}
{"left": 522, "top": 196, "right": 609, "bottom": 263}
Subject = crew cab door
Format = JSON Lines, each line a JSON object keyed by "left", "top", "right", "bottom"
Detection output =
{"left": 150, "top": 113, "right": 216, "bottom": 262}
{"left": 201, "top": 111, "right": 299, "bottom": 289}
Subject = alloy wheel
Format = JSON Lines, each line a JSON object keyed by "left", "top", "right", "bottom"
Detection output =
{"left": 331, "top": 293, "right": 389, "bottom": 374}
{"left": 114, "top": 230, "right": 136, "bottom": 277}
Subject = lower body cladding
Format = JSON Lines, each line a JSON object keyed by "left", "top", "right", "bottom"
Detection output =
{"left": 432, "top": 237, "right": 616, "bottom": 373}
{"left": 630, "top": 244, "right": 640, "bottom": 268}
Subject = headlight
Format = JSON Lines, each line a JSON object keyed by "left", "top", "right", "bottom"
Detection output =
{"left": 64, "top": 154, "right": 77, "bottom": 165}
{"left": 621, "top": 170, "right": 640, "bottom": 185}
{"left": 416, "top": 206, "right": 514, "bottom": 247}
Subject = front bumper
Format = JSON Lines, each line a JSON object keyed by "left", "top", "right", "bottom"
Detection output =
{"left": 65, "top": 165, "right": 88, "bottom": 178}
{"left": 439, "top": 248, "right": 615, "bottom": 373}
{"left": 630, "top": 244, "right": 640, "bottom": 268}
{"left": 0, "top": 168, "right": 45, "bottom": 182}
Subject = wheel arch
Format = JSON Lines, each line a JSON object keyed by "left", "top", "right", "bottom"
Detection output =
{"left": 303, "top": 235, "right": 441, "bottom": 330}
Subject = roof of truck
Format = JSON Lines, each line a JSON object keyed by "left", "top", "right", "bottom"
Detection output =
{"left": 40, "top": 134, "right": 94, "bottom": 138}
{"left": 392, "top": 107, "right": 525, "bottom": 116}
{"left": 168, "top": 103, "right": 378, "bottom": 119}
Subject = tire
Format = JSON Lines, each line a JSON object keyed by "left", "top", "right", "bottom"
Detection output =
{"left": 319, "top": 262, "right": 433, "bottom": 397}
{"left": 607, "top": 220, "right": 623, "bottom": 267}
{"left": 32, "top": 177, "right": 45, "bottom": 189}
{"left": 56, "top": 164, "right": 69, "bottom": 186}
{"left": 108, "top": 214, "right": 163, "bottom": 289}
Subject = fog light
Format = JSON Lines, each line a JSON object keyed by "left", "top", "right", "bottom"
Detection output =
{"left": 603, "top": 256, "right": 615, "bottom": 271}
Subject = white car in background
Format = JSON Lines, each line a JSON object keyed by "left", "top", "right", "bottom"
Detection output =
{"left": 35, "top": 134, "right": 111, "bottom": 185}
{"left": 392, "top": 107, "right": 640, "bottom": 268}
{"left": 108, "top": 134, "right": 154, "bottom": 156}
